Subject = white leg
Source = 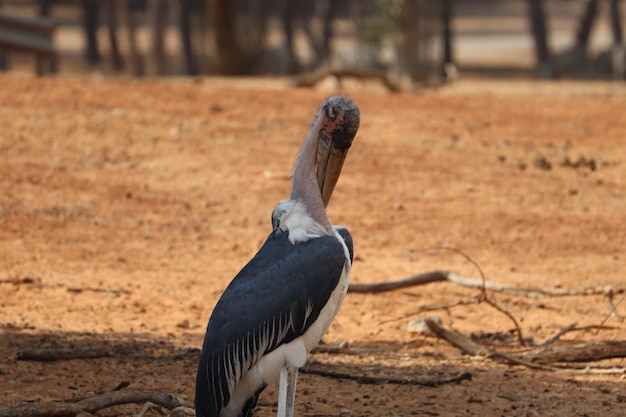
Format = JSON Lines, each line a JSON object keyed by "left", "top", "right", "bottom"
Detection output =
{"left": 277, "top": 367, "right": 288, "bottom": 417}
{"left": 276, "top": 365, "right": 298, "bottom": 417}
{"left": 285, "top": 365, "right": 298, "bottom": 417}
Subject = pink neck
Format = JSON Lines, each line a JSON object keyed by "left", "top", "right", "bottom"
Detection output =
{"left": 290, "top": 110, "right": 333, "bottom": 234}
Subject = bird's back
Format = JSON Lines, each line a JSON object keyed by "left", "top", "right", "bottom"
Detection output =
{"left": 195, "top": 229, "right": 351, "bottom": 417}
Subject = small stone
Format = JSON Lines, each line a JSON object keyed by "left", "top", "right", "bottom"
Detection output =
{"left": 407, "top": 316, "right": 442, "bottom": 336}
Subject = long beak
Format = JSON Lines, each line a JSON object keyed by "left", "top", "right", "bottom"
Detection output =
{"left": 315, "top": 96, "right": 360, "bottom": 207}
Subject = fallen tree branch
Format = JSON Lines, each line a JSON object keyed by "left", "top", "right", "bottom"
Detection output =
{"left": 66, "top": 286, "right": 130, "bottom": 295}
{"left": 17, "top": 347, "right": 112, "bottom": 362}
{"left": 517, "top": 340, "right": 626, "bottom": 364}
{"left": 301, "top": 362, "right": 472, "bottom": 387}
{"left": 424, "top": 319, "right": 626, "bottom": 375}
{"left": 0, "top": 390, "right": 187, "bottom": 417}
{"left": 0, "top": 276, "right": 129, "bottom": 295}
{"left": 349, "top": 271, "right": 448, "bottom": 293}
{"left": 349, "top": 271, "right": 624, "bottom": 298}
{"left": 0, "top": 276, "right": 47, "bottom": 287}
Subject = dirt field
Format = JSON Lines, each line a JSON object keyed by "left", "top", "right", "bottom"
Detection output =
{"left": 1, "top": 75, "right": 625, "bottom": 417}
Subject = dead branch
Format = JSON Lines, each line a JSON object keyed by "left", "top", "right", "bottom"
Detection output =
{"left": 482, "top": 297, "right": 527, "bottom": 346}
{"left": 112, "top": 381, "right": 131, "bottom": 391}
{"left": 349, "top": 270, "right": 624, "bottom": 298}
{"left": 539, "top": 322, "right": 578, "bottom": 346}
{"left": 598, "top": 292, "right": 626, "bottom": 330}
{"left": 423, "top": 318, "right": 488, "bottom": 356}
{"left": 449, "top": 272, "right": 624, "bottom": 298}
{"left": 0, "top": 390, "right": 186, "bottom": 417}
{"left": 545, "top": 361, "right": 626, "bottom": 371}
{"left": 0, "top": 277, "right": 130, "bottom": 295}
{"left": 351, "top": 266, "right": 530, "bottom": 345}
{"left": 16, "top": 347, "right": 112, "bottom": 361}
{"left": 0, "top": 276, "right": 47, "bottom": 287}
{"left": 66, "top": 286, "right": 130, "bottom": 295}
{"left": 301, "top": 362, "right": 471, "bottom": 387}
{"left": 444, "top": 248, "right": 529, "bottom": 347}
{"left": 349, "top": 271, "right": 448, "bottom": 293}
{"left": 606, "top": 293, "right": 624, "bottom": 322}
{"left": 425, "top": 318, "right": 573, "bottom": 371}
{"left": 517, "top": 340, "right": 626, "bottom": 364}
{"left": 424, "top": 319, "right": 626, "bottom": 375}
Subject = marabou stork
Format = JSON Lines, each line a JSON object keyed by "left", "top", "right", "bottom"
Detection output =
{"left": 195, "top": 95, "right": 360, "bottom": 417}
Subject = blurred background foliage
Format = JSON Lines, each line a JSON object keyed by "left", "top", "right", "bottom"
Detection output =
{"left": 0, "top": 0, "right": 623, "bottom": 84}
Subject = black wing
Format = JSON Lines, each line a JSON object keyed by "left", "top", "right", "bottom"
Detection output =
{"left": 195, "top": 229, "right": 350, "bottom": 417}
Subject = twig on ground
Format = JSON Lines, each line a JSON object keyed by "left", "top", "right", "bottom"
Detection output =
{"left": 423, "top": 318, "right": 488, "bottom": 356}
{"left": 606, "top": 293, "right": 624, "bottom": 322}
{"left": 597, "top": 292, "right": 626, "bottom": 333}
{"left": 66, "top": 286, "right": 130, "bottom": 295}
{"left": 539, "top": 322, "right": 578, "bottom": 346}
{"left": 0, "top": 390, "right": 187, "bottom": 417}
{"left": 0, "top": 276, "right": 130, "bottom": 295}
{"left": 0, "top": 276, "right": 47, "bottom": 287}
{"left": 112, "top": 381, "right": 131, "bottom": 391}
{"left": 301, "top": 361, "right": 472, "bottom": 387}
{"left": 16, "top": 347, "right": 112, "bottom": 362}
{"left": 482, "top": 297, "right": 527, "bottom": 346}
{"left": 445, "top": 248, "right": 527, "bottom": 347}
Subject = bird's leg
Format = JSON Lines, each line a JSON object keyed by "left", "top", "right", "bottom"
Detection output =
{"left": 277, "top": 367, "right": 288, "bottom": 417}
{"left": 276, "top": 365, "right": 298, "bottom": 417}
{"left": 285, "top": 365, "right": 298, "bottom": 417}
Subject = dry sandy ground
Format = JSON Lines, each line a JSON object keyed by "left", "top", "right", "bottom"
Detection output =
{"left": 0, "top": 75, "right": 625, "bottom": 417}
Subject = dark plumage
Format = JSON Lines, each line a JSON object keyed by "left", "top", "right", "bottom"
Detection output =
{"left": 195, "top": 229, "right": 352, "bottom": 417}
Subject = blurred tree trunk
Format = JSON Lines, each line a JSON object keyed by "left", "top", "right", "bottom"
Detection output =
{"left": 208, "top": 0, "right": 265, "bottom": 75}
{"left": 106, "top": 0, "right": 124, "bottom": 71}
{"left": 527, "top": 0, "right": 552, "bottom": 78}
{"left": 121, "top": 0, "right": 144, "bottom": 76}
{"left": 179, "top": 0, "right": 198, "bottom": 75}
{"left": 82, "top": 0, "right": 101, "bottom": 64}
{"left": 609, "top": 0, "right": 623, "bottom": 44}
{"left": 282, "top": 0, "right": 298, "bottom": 73}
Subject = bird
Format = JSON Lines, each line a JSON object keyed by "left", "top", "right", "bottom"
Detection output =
{"left": 195, "top": 95, "right": 360, "bottom": 417}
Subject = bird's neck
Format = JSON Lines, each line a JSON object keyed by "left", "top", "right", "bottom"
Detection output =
{"left": 290, "top": 111, "right": 333, "bottom": 234}
{"left": 273, "top": 200, "right": 330, "bottom": 243}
